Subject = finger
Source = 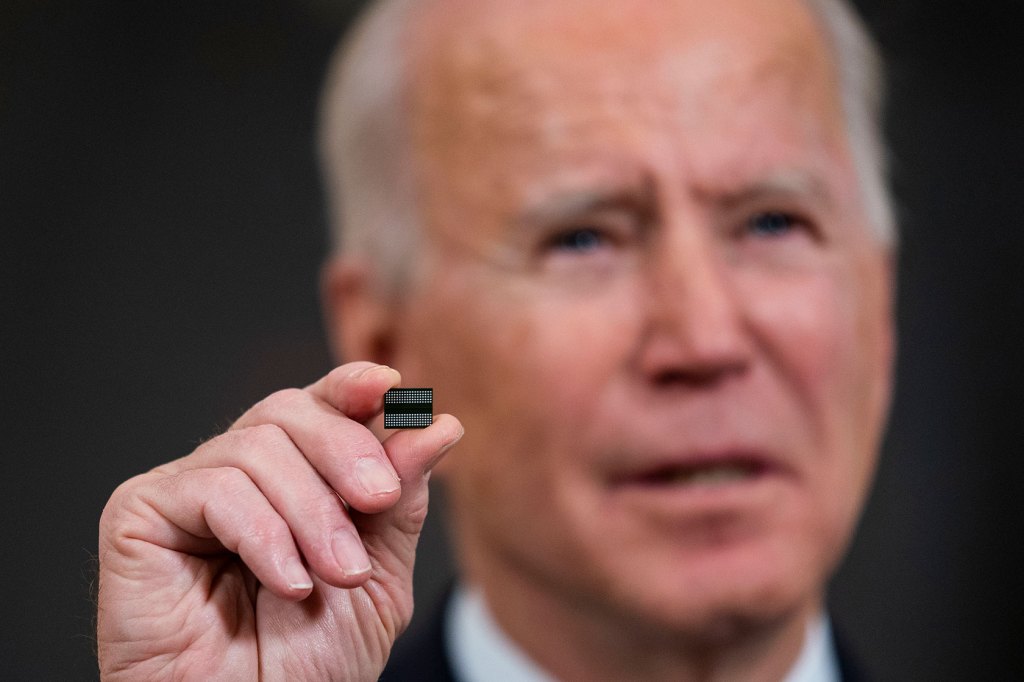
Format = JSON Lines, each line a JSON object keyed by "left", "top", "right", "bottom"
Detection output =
{"left": 233, "top": 389, "right": 401, "bottom": 515}
{"left": 306, "top": 362, "right": 403, "bottom": 423}
{"left": 136, "top": 467, "right": 315, "bottom": 601}
{"left": 382, "top": 413, "right": 465, "bottom": 483}
{"left": 161, "top": 425, "right": 375, "bottom": 587}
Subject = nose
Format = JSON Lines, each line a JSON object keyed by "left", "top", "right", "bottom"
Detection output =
{"left": 636, "top": 225, "right": 752, "bottom": 387}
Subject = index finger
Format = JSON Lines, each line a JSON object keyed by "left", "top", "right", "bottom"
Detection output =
{"left": 306, "top": 362, "right": 402, "bottom": 423}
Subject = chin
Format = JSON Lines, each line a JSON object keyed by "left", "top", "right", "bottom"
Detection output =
{"left": 598, "top": 535, "right": 826, "bottom": 643}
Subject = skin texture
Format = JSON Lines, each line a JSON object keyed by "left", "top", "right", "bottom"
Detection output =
{"left": 340, "top": 0, "right": 893, "bottom": 679}
{"left": 98, "top": 0, "right": 893, "bottom": 680}
{"left": 96, "top": 364, "right": 463, "bottom": 679}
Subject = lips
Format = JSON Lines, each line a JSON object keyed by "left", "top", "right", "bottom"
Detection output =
{"left": 607, "top": 450, "right": 784, "bottom": 490}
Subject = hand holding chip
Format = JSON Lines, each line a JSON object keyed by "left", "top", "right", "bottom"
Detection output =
{"left": 96, "top": 362, "right": 461, "bottom": 680}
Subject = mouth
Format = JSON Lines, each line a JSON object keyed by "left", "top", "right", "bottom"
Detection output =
{"left": 605, "top": 449, "right": 790, "bottom": 505}
{"left": 603, "top": 449, "right": 791, "bottom": 531}
{"left": 625, "top": 458, "right": 769, "bottom": 489}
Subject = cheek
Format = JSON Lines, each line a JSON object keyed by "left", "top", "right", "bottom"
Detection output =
{"left": 738, "top": 260, "right": 889, "bottom": 530}
{"left": 740, "top": 269, "right": 852, "bottom": 421}
{"left": 738, "top": 267, "right": 865, "bottom": 491}
{"left": 783, "top": 259, "right": 891, "bottom": 461}
{"left": 522, "top": 285, "right": 643, "bottom": 416}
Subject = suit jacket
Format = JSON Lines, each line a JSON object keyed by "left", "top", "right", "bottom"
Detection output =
{"left": 378, "top": 591, "right": 868, "bottom": 682}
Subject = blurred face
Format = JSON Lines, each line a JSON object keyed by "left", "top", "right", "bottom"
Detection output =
{"left": 389, "top": 0, "right": 893, "bottom": 635}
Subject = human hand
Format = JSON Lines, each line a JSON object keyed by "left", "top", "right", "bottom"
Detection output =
{"left": 97, "top": 362, "right": 462, "bottom": 680}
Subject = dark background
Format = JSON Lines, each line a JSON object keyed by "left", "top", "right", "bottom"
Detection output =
{"left": 2, "top": 1, "right": 1022, "bottom": 679}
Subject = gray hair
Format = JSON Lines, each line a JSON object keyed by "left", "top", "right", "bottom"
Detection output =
{"left": 806, "top": 0, "right": 896, "bottom": 247}
{"left": 318, "top": 0, "right": 895, "bottom": 289}
{"left": 318, "top": 0, "right": 420, "bottom": 293}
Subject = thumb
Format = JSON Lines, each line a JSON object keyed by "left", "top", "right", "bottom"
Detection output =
{"left": 353, "top": 414, "right": 463, "bottom": 575}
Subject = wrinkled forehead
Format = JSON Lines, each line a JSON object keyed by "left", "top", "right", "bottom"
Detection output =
{"left": 405, "top": 0, "right": 838, "bottom": 135}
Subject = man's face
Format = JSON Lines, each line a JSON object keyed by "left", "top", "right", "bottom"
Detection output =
{"left": 390, "top": 0, "right": 893, "bottom": 634}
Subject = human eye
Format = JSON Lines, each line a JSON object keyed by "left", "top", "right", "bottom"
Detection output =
{"left": 545, "top": 226, "right": 612, "bottom": 254}
{"left": 519, "top": 198, "right": 647, "bottom": 279}
{"left": 745, "top": 211, "right": 803, "bottom": 238}
{"left": 726, "top": 205, "right": 826, "bottom": 269}
{"left": 531, "top": 216, "right": 640, "bottom": 283}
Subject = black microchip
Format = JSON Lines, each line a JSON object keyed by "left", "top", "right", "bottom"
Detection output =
{"left": 383, "top": 388, "right": 433, "bottom": 429}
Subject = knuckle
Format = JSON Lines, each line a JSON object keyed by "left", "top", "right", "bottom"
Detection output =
{"left": 98, "top": 474, "right": 150, "bottom": 533}
{"left": 294, "top": 492, "right": 347, "bottom": 530}
{"left": 99, "top": 472, "right": 178, "bottom": 554}
{"left": 236, "top": 422, "right": 291, "bottom": 453}
{"left": 304, "top": 420, "right": 381, "bottom": 467}
{"left": 304, "top": 429, "right": 350, "bottom": 464}
{"left": 336, "top": 427, "right": 384, "bottom": 459}
{"left": 208, "top": 466, "right": 254, "bottom": 496}
{"left": 236, "top": 516, "right": 291, "bottom": 555}
{"left": 256, "top": 387, "right": 310, "bottom": 416}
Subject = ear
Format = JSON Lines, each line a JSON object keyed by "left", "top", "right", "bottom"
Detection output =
{"left": 320, "top": 255, "right": 397, "bottom": 366}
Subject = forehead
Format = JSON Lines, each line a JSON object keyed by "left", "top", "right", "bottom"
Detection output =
{"left": 409, "top": 0, "right": 835, "bottom": 119}
{"left": 405, "top": 0, "right": 848, "bottom": 214}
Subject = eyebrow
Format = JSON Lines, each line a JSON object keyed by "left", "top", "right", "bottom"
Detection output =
{"left": 510, "top": 169, "right": 832, "bottom": 237}
{"left": 698, "top": 170, "right": 834, "bottom": 209}
{"left": 517, "top": 179, "right": 656, "bottom": 228}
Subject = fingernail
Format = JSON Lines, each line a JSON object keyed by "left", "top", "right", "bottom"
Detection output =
{"left": 355, "top": 457, "right": 400, "bottom": 496}
{"left": 284, "top": 557, "right": 313, "bottom": 590}
{"left": 332, "top": 528, "right": 372, "bottom": 577}
{"left": 348, "top": 364, "right": 398, "bottom": 380}
{"left": 348, "top": 364, "right": 379, "bottom": 378}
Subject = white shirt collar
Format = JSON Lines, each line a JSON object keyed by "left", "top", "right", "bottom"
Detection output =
{"left": 447, "top": 586, "right": 556, "bottom": 682}
{"left": 447, "top": 586, "right": 840, "bottom": 682}
{"left": 783, "top": 611, "right": 841, "bottom": 682}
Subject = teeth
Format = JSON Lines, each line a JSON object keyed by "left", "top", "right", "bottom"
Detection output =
{"left": 670, "top": 464, "right": 752, "bottom": 486}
